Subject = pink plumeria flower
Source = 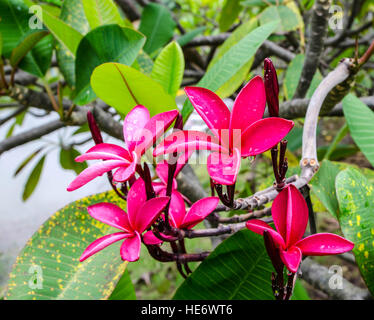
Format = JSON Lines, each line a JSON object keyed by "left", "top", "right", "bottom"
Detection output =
{"left": 80, "top": 178, "right": 169, "bottom": 262}
{"left": 168, "top": 196, "right": 219, "bottom": 230}
{"left": 246, "top": 184, "right": 354, "bottom": 273}
{"left": 67, "top": 105, "right": 179, "bottom": 191}
{"left": 154, "top": 76, "right": 294, "bottom": 185}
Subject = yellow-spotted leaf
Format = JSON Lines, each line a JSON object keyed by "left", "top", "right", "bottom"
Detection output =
{"left": 5, "top": 191, "right": 134, "bottom": 300}
{"left": 336, "top": 168, "right": 374, "bottom": 295}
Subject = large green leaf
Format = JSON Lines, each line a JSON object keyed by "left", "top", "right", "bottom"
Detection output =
{"left": 109, "top": 270, "right": 136, "bottom": 300}
{"left": 181, "top": 21, "right": 279, "bottom": 120}
{"left": 10, "top": 30, "right": 49, "bottom": 69}
{"left": 336, "top": 168, "right": 374, "bottom": 295}
{"left": 151, "top": 41, "right": 184, "bottom": 98}
{"left": 218, "top": 0, "right": 242, "bottom": 32}
{"left": 139, "top": 3, "right": 176, "bottom": 55}
{"left": 310, "top": 160, "right": 341, "bottom": 218}
{"left": 343, "top": 94, "right": 374, "bottom": 168}
{"left": 5, "top": 191, "right": 132, "bottom": 300}
{"left": 209, "top": 18, "right": 258, "bottom": 98}
{"left": 260, "top": 5, "right": 299, "bottom": 32}
{"left": 56, "top": 0, "right": 90, "bottom": 88}
{"left": 82, "top": 0, "right": 124, "bottom": 29}
{"left": 0, "top": 0, "right": 53, "bottom": 76}
{"left": 91, "top": 62, "right": 176, "bottom": 116}
{"left": 24, "top": 0, "right": 83, "bottom": 56}
{"left": 173, "top": 229, "right": 309, "bottom": 300}
{"left": 74, "top": 25, "right": 146, "bottom": 105}
{"left": 22, "top": 155, "right": 46, "bottom": 201}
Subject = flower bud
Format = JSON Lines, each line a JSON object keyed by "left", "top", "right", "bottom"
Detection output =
{"left": 264, "top": 58, "right": 279, "bottom": 117}
{"left": 87, "top": 111, "right": 103, "bottom": 145}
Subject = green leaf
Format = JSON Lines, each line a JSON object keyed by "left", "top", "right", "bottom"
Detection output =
{"left": 59, "top": 148, "right": 88, "bottom": 175}
{"left": 22, "top": 155, "right": 46, "bottom": 201}
{"left": 343, "top": 94, "right": 374, "bottom": 168}
{"left": 324, "top": 123, "right": 349, "bottom": 161}
{"left": 0, "top": 0, "right": 53, "bottom": 76}
{"left": 56, "top": 0, "right": 90, "bottom": 88}
{"left": 10, "top": 30, "right": 49, "bottom": 70}
{"left": 91, "top": 62, "right": 176, "bottom": 116}
{"left": 310, "top": 160, "right": 341, "bottom": 218}
{"left": 260, "top": 5, "right": 299, "bottom": 32}
{"left": 336, "top": 168, "right": 374, "bottom": 295}
{"left": 317, "top": 144, "right": 359, "bottom": 161}
{"left": 182, "top": 21, "right": 278, "bottom": 120}
{"left": 173, "top": 229, "right": 309, "bottom": 300}
{"left": 14, "top": 147, "right": 44, "bottom": 177}
{"left": 176, "top": 26, "right": 206, "bottom": 47}
{"left": 5, "top": 191, "right": 130, "bottom": 299}
{"left": 74, "top": 25, "right": 145, "bottom": 105}
{"left": 31, "top": 2, "right": 83, "bottom": 56}
{"left": 151, "top": 41, "right": 184, "bottom": 98}
{"left": 210, "top": 18, "right": 258, "bottom": 98}
{"left": 82, "top": 0, "right": 124, "bottom": 29}
{"left": 218, "top": 0, "right": 242, "bottom": 32}
{"left": 139, "top": 3, "right": 176, "bottom": 55}
{"left": 109, "top": 270, "right": 136, "bottom": 300}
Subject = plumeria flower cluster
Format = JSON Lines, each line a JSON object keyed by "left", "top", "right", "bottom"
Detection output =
{"left": 67, "top": 59, "right": 354, "bottom": 295}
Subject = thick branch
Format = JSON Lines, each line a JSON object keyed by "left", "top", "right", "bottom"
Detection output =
{"left": 300, "top": 58, "right": 351, "bottom": 182}
{"left": 294, "top": 0, "right": 331, "bottom": 99}
{"left": 0, "top": 119, "right": 64, "bottom": 156}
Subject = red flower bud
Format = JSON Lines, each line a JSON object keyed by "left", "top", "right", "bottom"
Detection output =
{"left": 264, "top": 58, "right": 279, "bottom": 117}
{"left": 87, "top": 111, "right": 103, "bottom": 145}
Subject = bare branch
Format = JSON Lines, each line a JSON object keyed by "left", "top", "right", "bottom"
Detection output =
{"left": 0, "top": 119, "right": 64, "bottom": 156}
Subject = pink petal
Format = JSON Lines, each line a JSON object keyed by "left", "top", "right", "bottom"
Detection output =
{"left": 134, "top": 110, "right": 179, "bottom": 155}
{"left": 152, "top": 182, "right": 166, "bottom": 194}
{"left": 153, "top": 130, "right": 227, "bottom": 156}
{"left": 185, "top": 87, "right": 230, "bottom": 141}
{"left": 87, "top": 202, "right": 132, "bottom": 232}
{"left": 75, "top": 143, "right": 131, "bottom": 162}
{"left": 120, "top": 232, "right": 141, "bottom": 262}
{"left": 143, "top": 230, "right": 163, "bottom": 245}
{"left": 167, "top": 191, "right": 187, "bottom": 228}
{"left": 181, "top": 197, "right": 219, "bottom": 229}
{"left": 246, "top": 219, "right": 286, "bottom": 248}
{"left": 134, "top": 196, "right": 170, "bottom": 232}
{"left": 207, "top": 148, "right": 241, "bottom": 185}
{"left": 67, "top": 160, "right": 128, "bottom": 191}
{"left": 240, "top": 118, "right": 294, "bottom": 157}
{"left": 174, "top": 149, "right": 194, "bottom": 176}
{"left": 127, "top": 178, "right": 147, "bottom": 229}
{"left": 80, "top": 232, "right": 131, "bottom": 262}
{"left": 229, "top": 76, "right": 266, "bottom": 133}
{"left": 123, "top": 105, "right": 150, "bottom": 153}
{"left": 272, "top": 185, "right": 309, "bottom": 247}
{"left": 280, "top": 246, "right": 302, "bottom": 273}
{"left": 112, "top": 152, "right": 137, "bottom": 182}
{"left": 295, "top": 233, "right": 354, "bottom": 256}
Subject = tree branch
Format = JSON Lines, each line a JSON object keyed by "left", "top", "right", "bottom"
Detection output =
{"left": 0, "top": 119, "right": 64, "bottom": 156}
{"left": 294, "top": 0, "right": 331, "bottom": 99}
